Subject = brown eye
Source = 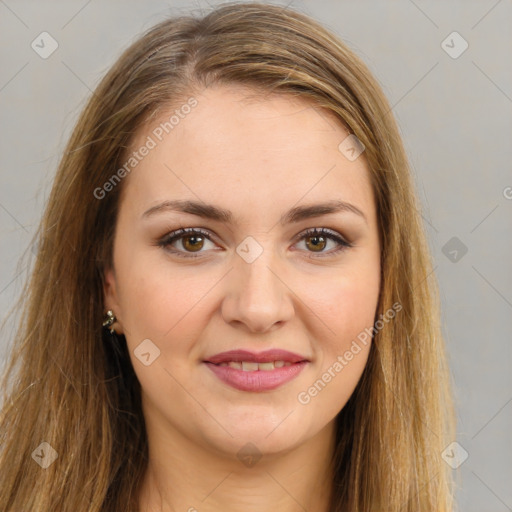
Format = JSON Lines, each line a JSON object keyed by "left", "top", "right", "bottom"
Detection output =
{"left": 182, "top": 234, "right": 205, "bottom": 252}
{"left": 158, "top": 228, "right": 216, "bottom": 258}
{"left": 295, "top": 227, "right": 352, "bottom": 257}
{"left": 305, "top": 234, "right": 327, "bottom": 252}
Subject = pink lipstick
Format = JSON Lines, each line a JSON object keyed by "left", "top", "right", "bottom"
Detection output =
{"left": 203, "top": 349, "right": 309, "bottom": 392}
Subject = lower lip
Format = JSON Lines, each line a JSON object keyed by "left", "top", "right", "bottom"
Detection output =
{"left": 204, "top": 361, "right": 308, "bottom": 392}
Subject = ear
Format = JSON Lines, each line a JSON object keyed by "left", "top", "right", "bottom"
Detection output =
{"left": 103, "top": 266, "right": 123, "bottom": 334}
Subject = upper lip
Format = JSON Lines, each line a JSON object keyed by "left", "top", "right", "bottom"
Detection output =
{"left": 204, "top": 349, "right": 309, "bottom": 365}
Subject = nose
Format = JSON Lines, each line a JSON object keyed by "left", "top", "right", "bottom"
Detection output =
{"left": 221, "top": 246, "right": 295, "bottom": 333}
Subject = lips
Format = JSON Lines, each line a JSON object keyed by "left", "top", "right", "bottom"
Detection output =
{"left": 217, "top": 361, "right": 293, "bottom": 371}
{"left": 203, "top": 349, "right": 310, "bottom": 392}
{"left": 204, "top": 349, "right": 308, "bottom": 365}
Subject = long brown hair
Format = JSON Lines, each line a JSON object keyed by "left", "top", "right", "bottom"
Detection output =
{"left": 0, "top": 3, "right": 455, "bottom": 510}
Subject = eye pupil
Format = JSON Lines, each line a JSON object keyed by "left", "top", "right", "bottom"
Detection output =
{"left": 306, "top": 235, "right": 326, "bottom": 252}
{"left": 183, "top": 235, "right": 204, "bottom": 252}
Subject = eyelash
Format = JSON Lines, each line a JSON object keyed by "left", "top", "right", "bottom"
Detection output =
{"left": 156, "top": 227, "right": 352, "bottom": 259}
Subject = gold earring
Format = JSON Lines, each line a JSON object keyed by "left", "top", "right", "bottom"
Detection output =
{"left": 102, "top": 310, "right": 117, "bottom": 334}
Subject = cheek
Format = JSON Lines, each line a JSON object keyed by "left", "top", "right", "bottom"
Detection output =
{"left": 295, "top": 261, "right": 379, "bottom": 402}
{"left": 295, "top": 275, "right": 377, "bottom": 421}
{"left": 117, "top": 256, "right": 219, "bottom": 346}
{"left": 303, "top": 265, "right": 380, "bottom": 347}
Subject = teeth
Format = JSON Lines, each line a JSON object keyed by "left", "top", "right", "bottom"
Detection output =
{"left": 218, "top": 360, "right": 293, "bottom": 371}
{"left": 242, "top": 361, "right": 259, "bottom": 371}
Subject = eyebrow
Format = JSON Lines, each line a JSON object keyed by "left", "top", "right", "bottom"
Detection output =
{"left": 141, "top": 199, "right": 368, "bottom": 225}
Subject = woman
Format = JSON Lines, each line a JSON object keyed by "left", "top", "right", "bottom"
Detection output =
{"left": 0, "top": 2, "right": 455, "bottom": 510}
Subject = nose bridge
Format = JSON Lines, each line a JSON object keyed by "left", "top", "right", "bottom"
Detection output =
{"left": 240, "top": 248, "right": 277, "bottom": 298}
{"left": 222, "top": 235, "right": 294, "bottom": 332}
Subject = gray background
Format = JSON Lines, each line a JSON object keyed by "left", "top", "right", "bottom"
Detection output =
{"left": 0, "top": 1, "right": 511, "bottom": 510}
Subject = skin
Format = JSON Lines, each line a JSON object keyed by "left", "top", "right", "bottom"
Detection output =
{"left": 103, "top": 84, "right": 381, "bottom": 512}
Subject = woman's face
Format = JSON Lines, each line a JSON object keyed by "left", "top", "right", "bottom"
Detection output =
{"left": 104, "top": 84, "right": 381, "bottom": 458}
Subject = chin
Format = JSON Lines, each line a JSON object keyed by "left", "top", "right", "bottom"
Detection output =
{"left": 198, "top": 409, "right": 310, "bottom": 457}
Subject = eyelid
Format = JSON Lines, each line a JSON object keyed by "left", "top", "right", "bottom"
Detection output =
{"left": 157, "top": 227, "right": 219, "bottom": 254}
{"left": 157, "top": 226, "right": 352, "bottom": 258}
{"left": 293, "top": 226, "right": 351, "bottom": 246}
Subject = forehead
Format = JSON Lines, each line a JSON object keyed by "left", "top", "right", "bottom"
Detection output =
{"left": 120, "top": 84, "right": 375, "bottom": 224}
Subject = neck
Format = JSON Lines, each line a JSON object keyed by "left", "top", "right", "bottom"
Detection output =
{"left": 137, "top": 411, "right": 336, "bottom": 512}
